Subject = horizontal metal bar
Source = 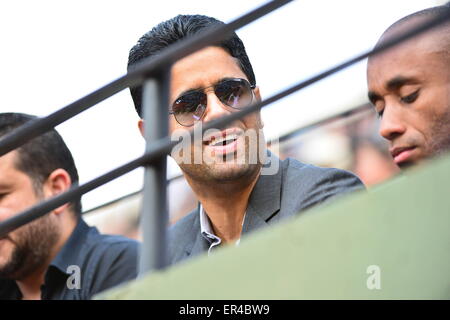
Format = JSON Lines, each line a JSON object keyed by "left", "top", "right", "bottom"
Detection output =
{"left": 0, "top": 137, "right": 176, "bottom": 237}
{"left": 274, "top": 104, "right": 372, "bottom": 144}
{"left": 81, "top": 173, "right": 184, "bottom": 216}
{"left": 81, "top": 103, "right": 372, "bottom": 215}
{"left": 0, "top": 0, "right": 292, "bottom": 157}
{"left": 0, "top": 6, "right": 449, "bottom": 237}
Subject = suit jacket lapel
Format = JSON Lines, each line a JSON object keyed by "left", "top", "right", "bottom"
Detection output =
{"left": 179, "top": 154, "right": 283, "bottom": 259}
{"left": 243, "top": 155, "right": 283, "bottom": 235}
{"left": 182, "top": 204, "right": 209, "bottom": 259}
{"left": 189, "top": 230, "right": 209, "bottom": 257}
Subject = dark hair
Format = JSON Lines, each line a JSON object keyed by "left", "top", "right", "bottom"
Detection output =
{"left": 379, "top": 4, "right": 450, "bottom": 44}
{"left": 392, "top": 3, "right": 449, "bottom": 27}
{"left": 0, "top": 113, "right": 82, "bottom": 216}
{"left": 127, "top": 14, "right": 256, "bottom": 117}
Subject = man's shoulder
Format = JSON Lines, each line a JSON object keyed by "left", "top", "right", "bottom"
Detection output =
{"left": 168, "top": 208, "right": 199, "bottom": 240}
{"left": 0, "top": 278, "right": 19, "bottom": 300}
{"left": 282, "top": 157, "right": 362, "bottom": 184}
{"left": 84, "top": 224, "right": 140, "bottom": 254}
{"left": 167, "top": 208, "right": 199, "bottom": 264}
{"left": 279, "top": 157, "right": 364, "bottom": 210}
{"left": 76, "top": 222, "right": 140, "bottom": 297}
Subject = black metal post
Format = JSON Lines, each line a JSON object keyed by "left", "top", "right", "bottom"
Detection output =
{"left": 139, "top": 69, "right": 170, "bottom": 276}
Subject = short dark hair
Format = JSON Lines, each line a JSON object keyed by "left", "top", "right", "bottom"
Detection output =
{"left": 0, "top": 113, "right": 82, "bottom": 216}
{"left": 390, "top": 3, "right": 449, "bottom": 28}
{"left": 378, "top": 3, "right": 450, "bottom": 47}
{"left": 127, "top": 14, "right": 256, "bottom": 117}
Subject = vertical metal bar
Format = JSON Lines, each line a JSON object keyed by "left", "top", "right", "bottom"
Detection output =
{"left": 138, "top": 69, "right": 170, "bottom": 276}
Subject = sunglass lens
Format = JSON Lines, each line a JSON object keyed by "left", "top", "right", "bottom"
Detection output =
{"left": 215, "top": 80, "right": 252, "bottom": 109}
{"left": 172, "top": 92, "right": 206, "bottom": 126}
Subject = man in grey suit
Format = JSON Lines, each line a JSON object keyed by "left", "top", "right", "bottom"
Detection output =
{"left": 128, "top": 15, "right": 364, "bottom": 265}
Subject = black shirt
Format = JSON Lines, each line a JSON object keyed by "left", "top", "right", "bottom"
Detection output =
{"left": 0, "top": 219, "right": 139, "bottom": 300}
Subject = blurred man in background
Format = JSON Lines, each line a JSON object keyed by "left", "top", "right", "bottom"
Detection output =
{"left": 0, "top": 113, "right": 139, "bottom": 300}
{"left": 128, "top": 15, "right": 364, "bottom": 265}
{"left": 367, "top": 4, "right": 450, "bottom": 169}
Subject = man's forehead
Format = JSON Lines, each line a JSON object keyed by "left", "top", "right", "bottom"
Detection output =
{"left": 378, "top": 14, "right": 449, "bottom": 53}
{"left": 172, "top": 46, "right": 234, "bottom": 65}
{"left": 0, "top": 151, "right": 22, "bottom": 181}
{"left": 0, "top": 151, "right": 18, "bottom": 169}
{"left": 368, "top": 23, "right": 448, "bottom": 75}
{"left": 170, "top": 46, "right": 244, "bottom": 90}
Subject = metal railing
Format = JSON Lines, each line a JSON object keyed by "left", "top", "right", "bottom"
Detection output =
{"left": 80, "top": 102, "right": 373, "bottom": 217}
{"left": 0, "top": 0, "right": 449, "bottom": 276}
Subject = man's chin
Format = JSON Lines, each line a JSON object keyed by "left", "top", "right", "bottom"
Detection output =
{"left": 0, "top": 259, "right": 9, "bottom": 273}
{"left": 397, "top": 155, "right": 432, "bottom": 170}
{"left": 397, "top": 160, "right": 417, "bottom": 170}
{"left": 0, "top": 241, "right": 14, "bottom": 266}
{"left": 182, "top": 161, "right": 258, "bottom": 183}
{"left": 206, "top": 162, "right": 255, "bottom": 181}
{"left": 0, "top": 257, "right": 18, "bottom": 279}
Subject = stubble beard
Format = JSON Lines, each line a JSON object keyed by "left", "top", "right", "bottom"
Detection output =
{"left": 0, "top": 213, "right": 60, "bottom": 281}
{"left": 426, "top": 106, "right": 450, "bottom": 161}
{"left": 180, "top": 132, "right": 264, "bottom": 184}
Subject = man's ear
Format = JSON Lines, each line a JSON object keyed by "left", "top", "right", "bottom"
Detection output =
{"left": 43, "top": 169, "right": 72, "bottom": 215}
{"left": 138, "top": 119, "right": 145, "bottom": 138}
{"left": 253, "top": 86, "right": 264, "bottom": 129}
{"left": 253, "top": 86, "right": 262, "bottom": 103}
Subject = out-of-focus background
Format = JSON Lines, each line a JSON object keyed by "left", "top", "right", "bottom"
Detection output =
{"left": 0, "top": 0, "right": 445, "bottom": 239}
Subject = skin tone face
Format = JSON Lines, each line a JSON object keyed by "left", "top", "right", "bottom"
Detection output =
{"left": 140, "top": 46, "right": 265, "bottom": 184}
{"left": 0, "top": 151, "right": 60, "bottom": 281}
{"left": 138, "top": 46, "right": 264, "bottom": 243}
{"left": 0, "top": 150, "right": 75, "bottom": 299}
{"left": 367, "top": 19, "right": 450, "bottom": 169}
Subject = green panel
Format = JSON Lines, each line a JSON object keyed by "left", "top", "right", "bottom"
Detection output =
{"left": 97, "top": 154, "right": 450, "bottom": 299}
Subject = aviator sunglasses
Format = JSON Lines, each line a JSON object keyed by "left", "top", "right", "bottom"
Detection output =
{"left": 169, "top": 78, "right": 256, "bottom": 127}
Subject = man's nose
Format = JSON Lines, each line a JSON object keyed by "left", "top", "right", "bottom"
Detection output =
{"left": 202, "top": 92, "right": 232, "bottom": 123}
{"left": 379, "top": 106, "right": 407, "bottom": 141}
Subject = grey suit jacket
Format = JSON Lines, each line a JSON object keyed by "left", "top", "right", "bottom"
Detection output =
{"left": 168, "top": 155, "right": 364, "bottom": 265}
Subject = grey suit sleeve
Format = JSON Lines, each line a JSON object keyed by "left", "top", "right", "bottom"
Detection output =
{"left": 300, "top": 167, "right": 365, "bottom": 211}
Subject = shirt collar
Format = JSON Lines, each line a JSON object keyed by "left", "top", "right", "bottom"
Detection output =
{"left": 0, "top": 279, "right": 22, "bottom": 299}
{"left": 199, "top": 204, "right": 221, "bottom": 247}
{"left": 50, "top": 218, "right": 95, "bottom": 274}
{"left": 199, "top": 204, "right": 245, "bottom": 253}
